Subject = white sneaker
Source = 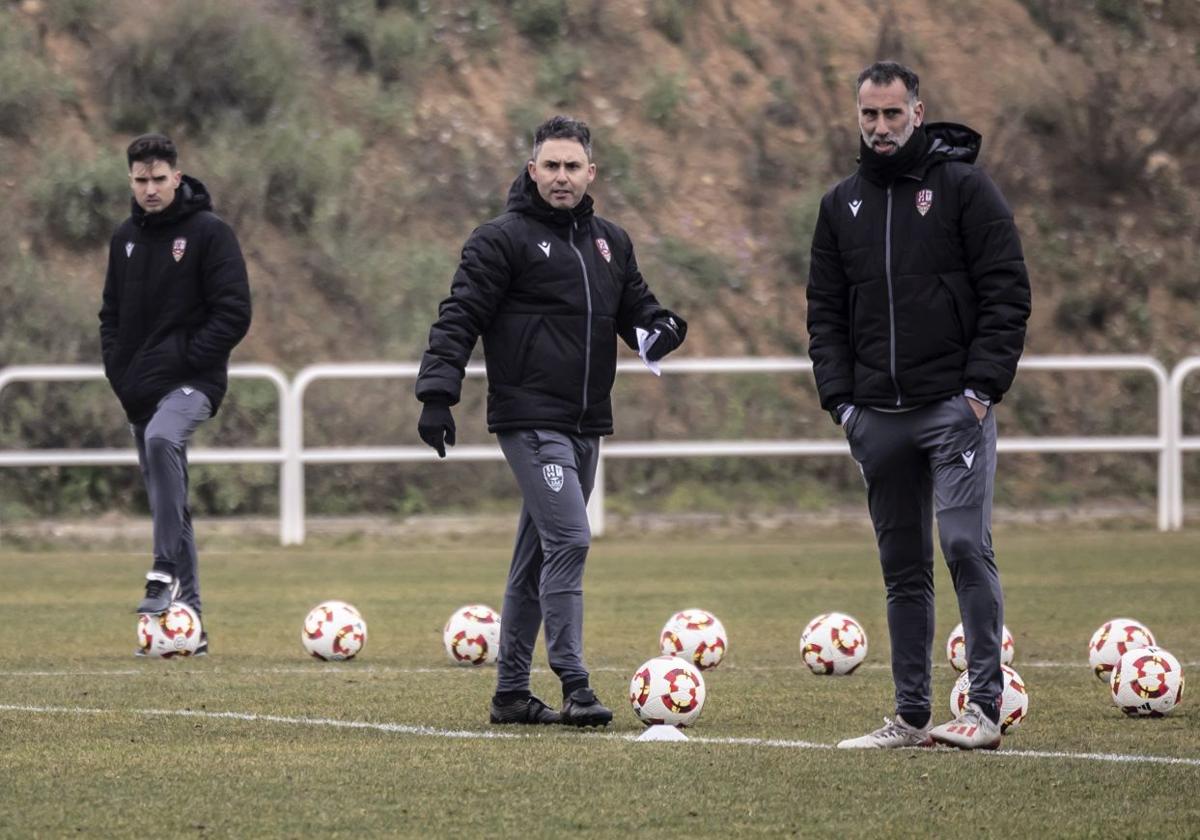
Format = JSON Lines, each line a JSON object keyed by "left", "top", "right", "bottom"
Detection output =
{"left": 837, "top": 715, "right": 933, "bottom": 749}
{"left": 929, "top": 702, "right": 1002, "bottom": 750}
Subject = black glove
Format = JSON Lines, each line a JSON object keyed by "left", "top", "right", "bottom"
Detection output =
{"left": 645, "top": 316, "right": 684, "bottom": 362}
{"left": 417, "top": 402, "right": 456, "bottom": 458}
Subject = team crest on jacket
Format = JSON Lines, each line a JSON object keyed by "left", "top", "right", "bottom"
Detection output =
{"left": 171, "top": 237, "right": 187, "bottom": 262}
{"left": 542, "top": 464, "right": 564, "bottom": 493}
{"left": 125, "top": 242, "right": 134, "bottom": 257}
{"left": 594, "top": 237, "right": 612, "bottom": 263}
{"left": 916, "top": 189, "right": 933, "bottom": 216}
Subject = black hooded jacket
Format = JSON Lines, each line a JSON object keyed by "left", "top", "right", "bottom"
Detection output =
{"left": 416, "top": 171, "right": 686, "bottom": 436}
{"left": 806, "top": 122, "right": 1031, "bottom": 412}
{"left": 99, "top": 175, "right": 251, "bottom": 423}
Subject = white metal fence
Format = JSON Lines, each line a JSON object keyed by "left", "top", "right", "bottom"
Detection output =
{"left": 1, "top": 356, "right": 1195, "bottom": 543}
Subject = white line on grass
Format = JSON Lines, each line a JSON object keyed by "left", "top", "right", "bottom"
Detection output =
{"left": 4, "top": 661, "right": 1199, "bottom": 678}
{"left": 3, "top": 703, "right": 1199, "bottom": 768}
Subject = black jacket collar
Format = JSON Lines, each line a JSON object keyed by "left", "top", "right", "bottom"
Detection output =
{"left": 857, "top": 122, "right": 983, "bottom": 186}
{"left": 505, "top": 170, "right": 595, "bottom": 227}
{"left": 131, "top": 174, "right": 213, "bottom": 229}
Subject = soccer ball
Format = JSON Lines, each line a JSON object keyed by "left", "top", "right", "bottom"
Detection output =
{"left": 1089, "top": 618, "right": 1156, "bottom": 682}
{"left": 443, "top": 604, "right": 502, "bottom": 666}
{"left": 1110, "top": 646, "right": 1185, "bottom": 717}
{"left": 136, "top": 602, "right": 202, "bottom": 658}
{"left": 659, "top": 608, "right": 728, "bottom": 670}
{"left": 949, "top": 664, "right": 1030, "bottom": 732}
{"left": 945, "top": 622, "right": 1015, "bottom": 672}
{"left": 629, "top": 655, "right": 707, "bottom": 727}
{"left": 301, "top": 600, "right": 367, "bottom": 661}
{"left": 800, "top": 612, "right": 868, "bottom": 675}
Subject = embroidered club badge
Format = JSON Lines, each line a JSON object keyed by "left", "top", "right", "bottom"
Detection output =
{"left": 916, "top": 189, "right": 933, "bottom": 216}
{"left": 172, "top": 237, "right": 187, "bottom": 262}
{"left": 542, "top": 464, "right": 564, "bottom": 493}
{"left": 595, "top": 237, "right": 612, "bottom": 263}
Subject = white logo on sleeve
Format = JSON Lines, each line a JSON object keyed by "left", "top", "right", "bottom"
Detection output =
{"left": 848, "top": 199, "right": 863, "bottom": 217}
{"left": 542, "top": 464, "right": 564, "bottom": 492}
{"left": 962, "top": 450, "right": 976, "bottom": 469}
{"left": 125, "top": 242, "right": 134, "bottom": 257}
{"left": 538, "top": 241, "right": 551, "bottom": 258}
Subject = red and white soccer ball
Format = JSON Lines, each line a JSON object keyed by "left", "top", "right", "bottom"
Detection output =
{"left": 443, "top": 604, "right": 502, "bottom": 666}
{"left": 659, "top": 608, "right": 728, "bottom": 670}
{"left": 1110, "top": 646, "right": 1185, "bottom": 717}
{"left": 1089, "top": 618, "right": 1156, "bottom": 682}
{"left": 301, "top": 600, "right": 367, "bottom": 661}
{"left": 945, "top": 622, "right": 1015, "bottom": 672}
{"left": 800, "top": 612, "right": 868, "bottom": 675}
{"left": 949, "top": 664, "right": 1030, "bottom": 732}
{"left": 629, "top": 655, "right": 707, "bottom": 727}
{"left": 136, "top": 602, "right": 203, "bottom": 658}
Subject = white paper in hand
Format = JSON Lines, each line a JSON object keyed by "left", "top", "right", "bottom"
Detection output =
{"left": 635, "top": 327, "right": 663, "bottom": 376}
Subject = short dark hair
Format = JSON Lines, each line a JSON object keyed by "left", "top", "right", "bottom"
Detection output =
{"left": 126, "top": 133, "right": 178, "bottom": 169}
{"left": 531, "top": 115, "right": 592, "bottom": 161}
{"left": 856, "top": 61, "right": 919, "bottom": 102}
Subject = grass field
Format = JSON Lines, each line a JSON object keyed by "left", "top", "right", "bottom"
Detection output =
{"left": 2, "top": 526, "right": 1199, "bottom": 838}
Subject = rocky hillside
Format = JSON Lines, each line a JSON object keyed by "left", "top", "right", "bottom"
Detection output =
{"left": 2, "top": 0, "right": 1198, "bottom": 518}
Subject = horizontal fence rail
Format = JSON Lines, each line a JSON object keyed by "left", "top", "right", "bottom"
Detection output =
{"left": 2, "top": 355, "right": 1193, "bottom": 543}
{"left": 0, "top": 364, "right": 291, "bottom": 543}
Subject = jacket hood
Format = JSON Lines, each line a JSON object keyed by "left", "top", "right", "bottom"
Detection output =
{"left": 924, "top": 122, "right": 981, "bottom": 165}
{"left": 505, "top": 169, "right": 595, "bottom": 225}
{"left": 131, "top": 174, "right": 213, "bottom": 229}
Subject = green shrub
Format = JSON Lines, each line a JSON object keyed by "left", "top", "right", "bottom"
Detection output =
{"left": 655, "top": 237, "right": 736, "bottom": 293}
{"left": 46, "top": 0, "right": 102, "bottom": 37}
{"left": 105, "top": 0, "right": 301, "bottom": 135}
{"left": 30, "top": 149, "right": 128, "bottom": 249}
{"left": 649, "top": 0, "right": 689, "bottom": 44}
{"left": 536, "top": 46, "right": 585, "bottom": 107}
{"left": 780, "top": 191, "right": 823, "bottom": 279}
{"left": 373, "top": 10, "right": 430, "bottom": 85}
{"left": 643, "top": 71, "right": 686, "bottom": 130}
{"left": 260, "top": 122, "right": 364, "bottom": 232}
{"left": 0, "top": 17, "right": 65, "bottom": 136}
{"left": 1094, "top": 0, "right": 1143, "bottom": 34}
{"left": 512, "top": 0, "right": 564, "bottom": 45}
{"left": 300, "top": 0, "right": 375, "bottom": 68}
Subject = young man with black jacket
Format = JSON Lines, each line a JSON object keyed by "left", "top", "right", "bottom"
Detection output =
{"left": 99, "top": 134, "right": 251, "bottom": 654}
{"left": 416, "top": 116, "right": 687, "bottom": 726}
{"left": 806, "top": 63, "right": 1031, "bottom": 749}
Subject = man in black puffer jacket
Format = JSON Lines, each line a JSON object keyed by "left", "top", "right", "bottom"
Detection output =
{"left": 416, "top": 116, "right": 686, "bottom": 727}
{"left": 807, "top": 63, "right": 1030, "bottom": 750}
{"left": 99, "top": 134, "right": 251, "bottom": 652}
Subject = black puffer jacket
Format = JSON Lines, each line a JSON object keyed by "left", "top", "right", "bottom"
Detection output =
{"left": 806, "top": 123, "right": 1031, "bottom": 411}
{"left": 416, "top": 171, "right": 686, "bottom": 435}
{"left": 99, "top": 176, "right": 251, "bottom": 423}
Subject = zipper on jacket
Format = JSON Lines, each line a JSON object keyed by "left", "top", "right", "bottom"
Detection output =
{"left": 568, "top": 219, "right": 593, "bottom": 431}
{"left": 884, "top": 185, "right": 902, "bottom": 406}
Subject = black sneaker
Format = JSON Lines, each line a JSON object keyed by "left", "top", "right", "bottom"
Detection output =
{"left": 135, "top": 573, "right": 179, "bottom": 614}
{"left": 560, "top": 687, "right": 613, "bottom": 727}
{"left": 193, "top": 630, "right": 208, "bottom": 657}
{"left": 489, "top": 694, "right": 561, "bottom": 725}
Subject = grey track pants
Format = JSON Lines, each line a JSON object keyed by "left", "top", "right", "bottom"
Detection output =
{"left": 131, "top": 387, "right": 212, "bottom": 614}
{"left": 495, "top": 429, "right": 600, "bottom": 696}
{"left": 844, "top": 395, "right": 1004, "bottom": 720}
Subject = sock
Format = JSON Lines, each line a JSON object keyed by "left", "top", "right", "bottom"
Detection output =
{"left": 898, "top": 709, "right": 930, "bottom": 729}
{"left": 978, "top": 702, "right": 1001, "bottom": 725}
{"left": 493, "top": 690, "right": 530, "bottom": 705}
{"left": 562, "top": 679, "right": 589, "bottom": 700}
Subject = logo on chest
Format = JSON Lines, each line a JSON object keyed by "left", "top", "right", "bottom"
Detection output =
{"left": 542, "top": 464, "right": 564, "bottom": 493}
{"left": 594, "top": 237, "right": 611, "bottom": 263}
{"left": 171, "top": 237, "right": 188, "bottom": 262}
{"left": 916, "top": 189, "right": 934, "bottom": 217}
{"left": 537, "top": 241, "right": 551, "bottom": 258}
